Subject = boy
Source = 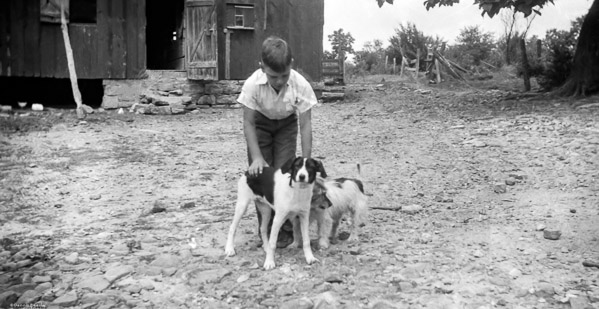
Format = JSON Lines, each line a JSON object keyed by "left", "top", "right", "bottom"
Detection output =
{"left": 237, "top": 36, "right": 318, "bottom": 247}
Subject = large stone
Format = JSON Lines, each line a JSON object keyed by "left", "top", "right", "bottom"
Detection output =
{"left": 0, "top": 291, "right": 19, "bottom": 308}
{"left": 104, "top": 264, "right": 134, "bottom": 283}
{"left": 280, "top": 297, "right": 313, "bottom": 309}
{"left": 35, "top": 282, "right": 53, "bottom": 292}
{"left": 150, "top": 254, "right": 181, "bottom": 268}
{"left": 312, "top": 291, "right": 339, "bottom": 309}
{"left": 80, "top": 292, "right": 109, "bottom": 305}
{"left": 205, "top": 81, "right": 242, "bottom": 95}
{"left": 52, "top": 290, "right": 78, "bottom": 307}
{"left": 77, "top": 275, "right": 111, "bottom": 292}
{"left": 187, "top": 268, "right": 231, "bottom": 285}
{"left": 16, "top": 290, "right": 41, "bottom": 304}
{"left": 401, "top": 204, "right": 423, "bottom": 214}
{"left": 32, "top": 275, "right": 52, "bottom": 283}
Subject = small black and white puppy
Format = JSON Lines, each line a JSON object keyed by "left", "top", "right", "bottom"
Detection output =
{"left": 299, "top": 165, "right": 368, "bottom": 249}
{"left": 225, "top": 157, "right": 327, "bottom": 270}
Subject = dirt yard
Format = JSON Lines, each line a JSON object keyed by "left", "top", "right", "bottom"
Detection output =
{"left": 1, "top": 75, "right": 598, "bottom": 309}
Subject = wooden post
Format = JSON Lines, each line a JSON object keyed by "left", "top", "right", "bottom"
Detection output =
{"left": 415, "top": 49, "right": 420, "bottom": 80}
{"left": 400, "top": 57, "right": 405, "bottom": 77}
{"left": 393, "top": 57, "right": 396, "bottom": 74}
{"left": 434, "top": 58, "right": 441, "bottom": 83}
{"left": 385, "top": 55, "right": 388, "bottom": 73}
{"left": 519, "top": 38, "right": 531, "bottom": 91}
{"left": 225, "top": 28, "right": 232, "bottom": 80}
{"left": 60, "top": 2, "right": 85, "bottom": 118}
{"left": 339, "top": 49, "right": 345, "bottom": 85}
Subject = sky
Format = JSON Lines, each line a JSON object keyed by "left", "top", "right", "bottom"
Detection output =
{"left": 323, "top": 0, "right": 593, "bottom": 52}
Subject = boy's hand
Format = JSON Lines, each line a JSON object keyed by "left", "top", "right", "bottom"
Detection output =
{"left": 248, "top": 158, "right": 269, "bottom": 177}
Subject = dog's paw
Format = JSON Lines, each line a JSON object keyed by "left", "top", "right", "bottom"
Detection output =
{"left": 347, "top": 235, "right": 360, "bottom": 243}
{"left": 224, "top": 247, "right": 236, "bottom": 257}
{"left": 286, "top": 241, "right": 300, "bottom": 249}
{"left": 318, "top": 239, "right": 329, "bottom": 250}
{"left": 263, "top": 259, "right": 276, "bottom": 270}
{"left": 305, "top": 255, "right": 319, "bottom": 265}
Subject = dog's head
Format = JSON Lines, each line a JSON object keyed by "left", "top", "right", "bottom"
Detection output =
{"left": 281, "top": 157, "right": 327, "bottom": 186}
{"left": 311, "top": 178, "right": 332, "bottom": 209}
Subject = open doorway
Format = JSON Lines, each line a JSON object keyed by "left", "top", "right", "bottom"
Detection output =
{"left": 146, "top": 0, "right": 185, "bottom": 70}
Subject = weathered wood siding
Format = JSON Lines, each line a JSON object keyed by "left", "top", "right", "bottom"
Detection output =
{"left": 0, "top": 0, "right": 146, "bottom": 79}
{"left": 218, "top": 0, "right": 323, "bottom": 81}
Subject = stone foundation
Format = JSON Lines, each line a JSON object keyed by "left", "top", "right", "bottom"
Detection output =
{"left": 102, "top": 70, "right": 243, "bottom": 113}
{"left": 101, "top": 70, "right": 325, "bottom": 114}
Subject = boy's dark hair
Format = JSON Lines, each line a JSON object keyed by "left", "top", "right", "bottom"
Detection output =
{"left": 261, "top": 36, "right": 292, "bottom": 73}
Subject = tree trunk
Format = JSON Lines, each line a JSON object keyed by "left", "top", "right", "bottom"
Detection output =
{"left": 558, "top": 0, "right": 599, "bottom": 97}
{"left": 519, "top": 38, "right": 531, "bottom": 91}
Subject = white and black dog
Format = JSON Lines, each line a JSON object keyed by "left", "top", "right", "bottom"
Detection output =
{"left": 225, "top": 157, "right": 327, "bottom": 270}
{"left": 299, "top": 165, "right": 368, "bottom": 249}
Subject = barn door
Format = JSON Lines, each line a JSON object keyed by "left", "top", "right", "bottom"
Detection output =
{"left": 185, "top": 0, "right": 218, "bottom": 80}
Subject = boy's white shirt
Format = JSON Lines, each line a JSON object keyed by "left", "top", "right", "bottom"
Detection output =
{"left": 237, "top": 69, "right": 318, "bottom": 120}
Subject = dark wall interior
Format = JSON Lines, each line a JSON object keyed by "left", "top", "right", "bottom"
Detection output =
{"left": 146, "top": 0, "right": 184, "bottom": 70}
{"left": 0, "top": 77, "right": 104, "bottom": 109}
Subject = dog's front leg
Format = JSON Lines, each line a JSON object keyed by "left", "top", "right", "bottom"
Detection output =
{"left": 263, "top": 212, "right": 286, "bottom": 270}
{"left": 299, "top": 211, "right": 318, "bottom": 265}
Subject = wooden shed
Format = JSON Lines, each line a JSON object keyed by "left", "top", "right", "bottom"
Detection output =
{"left": 0, "top": 0, "right": 324, "bottom": 107}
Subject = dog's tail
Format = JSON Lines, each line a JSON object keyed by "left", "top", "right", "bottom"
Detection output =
{"left": 353, "top": 163, "right": 365, "bottom": 194}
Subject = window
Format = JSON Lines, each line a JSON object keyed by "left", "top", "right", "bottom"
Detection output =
{"left": 226, "top": 4, "right": 254, "bottom": 29}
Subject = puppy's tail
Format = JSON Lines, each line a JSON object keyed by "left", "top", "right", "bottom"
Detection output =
{"left": 354, "top": 163, "right": 365, "bottom": 194}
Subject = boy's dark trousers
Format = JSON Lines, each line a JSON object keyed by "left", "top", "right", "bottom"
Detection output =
{"left": 249, "top": 112, "right": 298, "bottom": 248}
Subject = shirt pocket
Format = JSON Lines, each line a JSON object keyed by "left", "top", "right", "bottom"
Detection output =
{"left": 282, "top": 88, "right": 297, "bottom": 114}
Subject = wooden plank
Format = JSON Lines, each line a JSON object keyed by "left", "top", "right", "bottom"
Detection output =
{"left": 0, "top": 0, "right": 9, "bottom": 76}
{"left": 109, "top": 0, "right": 126, "bottom": 78}
{"left": 97, "top": 0, "right": 110, "bottom": 77}
{"left": 10, "top": 0, "right": 25, "bottom": 76}
{"left": 137, "top": 0, "right": 146, "bottom": 78}
{"left": 125, "top": 0, "right": 137, "bottom": 78}
{"left": 23, "top": 0, "right": 41, "bottom": 76}
{"left": 187, "top": 0, "right": 214, "bottom": 7}
{"left": 125, "top": 0, "right": 146, "bottom": 78}
{"left": 40, "top": 24, "right": 68, "bottom": 78}
{"left": 70, "top": 24, "right": 98, "bottom": 78}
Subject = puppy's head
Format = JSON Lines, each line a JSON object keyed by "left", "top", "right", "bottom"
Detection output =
{"left": 280, "top": 157, "right": 327, "bottom": 186}
{"left": 311, "top": 178, "right": 332, "bottom": 209}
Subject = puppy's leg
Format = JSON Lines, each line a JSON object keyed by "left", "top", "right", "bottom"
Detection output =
{"left": 348, "top": 195, "right": 369, "bottom": 243}
{"left": 299, "top": 211, "right": 318, "bottom": 264}
{"left": 286, "top": 216, "right": 302, "bottom": 248}
{"left": 225, "top": 180, "right": 254, "bottom": 256}
{"left": 329, "top": 214, "right": 342, "bottom": 245}
{"left": 316, "top": 209, "right": 333, "bottom": 249}
{"left": 263, "top": 211, "right": 287, "bottom": 270}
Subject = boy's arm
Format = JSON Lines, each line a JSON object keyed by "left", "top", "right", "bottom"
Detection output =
{"left": 243, "top": 106, "right": 268, "bottom": 176}
{"left": 299, "top": 109, "right": 312, "bottom": 158}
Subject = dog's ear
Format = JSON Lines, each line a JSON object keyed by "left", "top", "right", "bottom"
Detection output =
{"left": 280, "top": 156, "right": 297, "bottom": 175}
{"left": 316, "top": 160, "right": 327, "bottom": 178}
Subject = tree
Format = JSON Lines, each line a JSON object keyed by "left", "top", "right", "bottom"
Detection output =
{"left": 355, "top": 39, "right": 385, "bottom": 72}
{"left": 377, "top": 0, "right": 599, "bottom": 97}
{"left": 454, "top": 25, "right": 496, "bottom": 68}
{"left": 387, "top": 23, "right": 445, "bottom": 70}
{"left": 327, "top": 29, "right": 355, "bottom": 60}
